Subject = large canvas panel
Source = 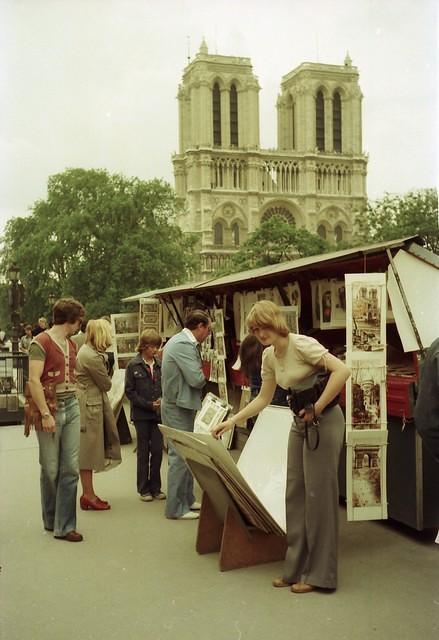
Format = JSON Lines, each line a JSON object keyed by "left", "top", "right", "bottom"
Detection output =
{"left": 237, "top": 405, "right": 291, "bottom": 532}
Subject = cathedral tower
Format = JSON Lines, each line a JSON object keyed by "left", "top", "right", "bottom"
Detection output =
{"left": 173, "top": 44, "right": 367, "bottom": 276}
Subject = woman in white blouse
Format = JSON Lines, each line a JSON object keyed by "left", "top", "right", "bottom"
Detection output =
{"left": 213, "top": 300, "right": 350, "bottom": 594}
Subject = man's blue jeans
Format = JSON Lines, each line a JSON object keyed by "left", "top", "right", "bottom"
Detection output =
{"left": 36, "top": 395, "right": 80, "bottom": 537}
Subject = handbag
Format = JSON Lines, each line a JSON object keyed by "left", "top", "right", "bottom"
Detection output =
{"left": 24, "top": 381, "right": 57, "bottom": 437}
{"left": 287, "top": 371, "right": 340, "bottom": 451}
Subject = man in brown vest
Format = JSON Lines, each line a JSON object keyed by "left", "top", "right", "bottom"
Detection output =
{"left": 28, "top": 298, "right": 85, "bottom": 542}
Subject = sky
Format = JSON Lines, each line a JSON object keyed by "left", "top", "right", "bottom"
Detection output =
{"left": 0, "top": 0, "right": 437, "bottom": 236}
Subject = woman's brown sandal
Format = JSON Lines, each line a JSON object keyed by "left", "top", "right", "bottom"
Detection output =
{"left": 272, "top": 577, "right": 291, "bottom": 588}
{"left": 290, "top": 582, "right": 315, "bottom": 593}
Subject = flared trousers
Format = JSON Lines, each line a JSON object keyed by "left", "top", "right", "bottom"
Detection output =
{"left": 283, "top": 405, "right": 345, "bottom": 589}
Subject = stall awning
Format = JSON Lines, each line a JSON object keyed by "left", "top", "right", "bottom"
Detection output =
{"left": 122, "top": 235, "right": 424, "bottom": 302}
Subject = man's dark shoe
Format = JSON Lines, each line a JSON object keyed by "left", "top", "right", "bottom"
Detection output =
{"left": 55, "top": 530, "right": 83, "bottom": 542}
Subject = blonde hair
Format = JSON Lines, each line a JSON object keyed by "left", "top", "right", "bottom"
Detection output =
{"left": 246, "top": 300, "right": 289, "bottom": 337}
{"left": 137, "top": 329, "right": 162, "bottom": 353}
{"left": 86, "top": 319, "right": 114, "bottom": 352}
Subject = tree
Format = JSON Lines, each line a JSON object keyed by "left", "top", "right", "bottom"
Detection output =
{"left": 0, "top": 169, "right": 198, "bottom": 320}
{"left": 356, "top": 188, "right": 438, "bottom": 254}
{"left": 219, "top": 215, "right": 330, "bottom": 274}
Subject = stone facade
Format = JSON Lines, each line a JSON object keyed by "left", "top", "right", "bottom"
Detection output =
{"left": 172, "top": 40, "right": 368, "bottom": 277}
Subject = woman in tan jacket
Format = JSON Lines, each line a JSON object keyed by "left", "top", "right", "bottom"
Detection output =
{"left": 76, "top": 319, "right": 121, "bottom": 511}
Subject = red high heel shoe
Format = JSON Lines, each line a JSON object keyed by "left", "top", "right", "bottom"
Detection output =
{"left": 80, "top": 495, "right": 111, "bottom": 511}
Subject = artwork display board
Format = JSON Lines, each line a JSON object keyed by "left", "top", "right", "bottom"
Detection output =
{"left": 139, "top": 297, "right": 161, "bottom": 334}
{"left": 233, "top": 283, "right": 301, "bottom": 343}
{"left": 111, "top": 312, "right": 139, "bottom": 370}
{"left": 281, "top": 306, "right": 299, "bottom": 333}
{"left": 210, "top": 309, "right": 228, "bottom": 404}
{"left": 311, "top": 279, "right": 346, "bottom": 329}
{"left": 194, "top": 392, "right": 233, "bottom": 449}
{"left": 345, "top": 273, "right": 388, "bottom": 521}
{"left": 162, "top": 298, "right": 182, "bottom": 338}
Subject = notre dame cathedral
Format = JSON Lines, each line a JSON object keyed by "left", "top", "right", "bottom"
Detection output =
{"left": 172, "top": 40, "right": 368, "bottom": 277}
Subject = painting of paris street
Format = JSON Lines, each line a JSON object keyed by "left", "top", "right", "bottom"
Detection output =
{"left": 351, "top": 362, "right": 384, "bottom": 429}
{"left": 351, "top": 283, "right": 383, "bottom": 351}
{"left": 352, "top": 445, "right": 382, "bottom": 508}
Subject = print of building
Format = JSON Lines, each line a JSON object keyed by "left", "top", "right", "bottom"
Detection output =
{"left": 172, "top": 39, "right": 368, "bottom": 276}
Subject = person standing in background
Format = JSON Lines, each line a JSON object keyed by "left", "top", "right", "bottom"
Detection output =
{"left": 19, "top": 324, "right": 33, "bottom": 354}
{"left": 28, "top": 298, "right": 85, "bottom": 542}
{"left": 125, "top": 329, "right": 165, "bottom": 502}
{"left": 161, "top": 310, "right": 210, "bottom": 520}
{"left": 76, "top": 319, "right": 121, "bottom": 511}
{"left": 32, "top": 317, "right": 48, "bottom": 337}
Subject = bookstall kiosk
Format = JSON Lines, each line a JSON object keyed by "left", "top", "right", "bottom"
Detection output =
{"left": 123, "top": 236, "right": 439, "bottom": 531}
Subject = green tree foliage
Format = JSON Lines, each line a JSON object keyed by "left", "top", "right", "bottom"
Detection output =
{"left": 356, "top": 188, "right": 438, "bottom": 254}
{"left": 220, "top": 215, "right": 330, "bottom": 274}
{"left": 0, "top": 169, "right": 197, "bottom": 320}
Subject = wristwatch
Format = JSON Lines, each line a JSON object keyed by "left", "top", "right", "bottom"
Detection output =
{"left": 41, "top": 412, "right": 51, "bottom": 419}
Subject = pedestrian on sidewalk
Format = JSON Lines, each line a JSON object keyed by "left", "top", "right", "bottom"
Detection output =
{"left": 76, "top": 319, "right": 121, "bottom": 511}
{"left": 161, "top": 309, "right": 210, "bottom": 520}
{"left": 125, "top": 329, "right": 165, "bottom": 503}
{"left": 28, "top": 298, "right": 85, "bottom": 542}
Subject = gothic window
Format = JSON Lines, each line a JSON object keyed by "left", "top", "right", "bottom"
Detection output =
{"left": 213, "top": 83, "right": 221, "bottom": 147}
{"left": 316, "top": 90, "right": 325, "bottom": 151}
{"left": 317, "top": 224, "right": 327, "bottom": 240}
{"left": 334, "top": 225, "right": 343, "bottom": 244}
{"left": 230, "top": 84, "right": 238, "bottom": 146}
{"left": 333, "top": 91, "right": 342, "bottom": 152}
{"left": 262, "top": 206, "right": 295, "bottom": 225}
{"left": 214, "top": 221, "right": 224, "bottom": 245}
{"left": 231, "top": 222, "right": 240, "bottom": 246}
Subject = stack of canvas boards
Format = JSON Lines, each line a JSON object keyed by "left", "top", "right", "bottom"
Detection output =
{"left": 159, "top": 423, "right": 285, "bottom": 536}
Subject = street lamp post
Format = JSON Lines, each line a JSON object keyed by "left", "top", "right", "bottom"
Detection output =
{"left": 7, "top": 264, "right": 24, "bottom": 354}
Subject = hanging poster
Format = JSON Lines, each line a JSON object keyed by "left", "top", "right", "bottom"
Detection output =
{"left": 215, "top": 332, "right": 226, "bottom": 358}
{"left": 139, "top": 298, "right": 161, "bottom": 334}
{"left": 346, "top": 277, "right": 386, "bottom": 354}
{"left": 346, "top": 361, "right": 387, "bottom": 431}
{"left": 345, "top": 273, "right": 388, "bottom": 521}
{"left": 281, "top": 306, "right": 299, "bottom": 333}
{"left": 214, "top": 308, "right": 225, "bottom": 334}
{"left": 332, "top": 280, "right": 347, "bottom": 327}
{"left": 285, "top": 282, "right": 301, "bottom": 316}
{"left": 233, "top": 292, "right": 243, "bottom": 342}
{"left": 346, "top": 431, "right": 388, "bottom": 521}
{"left": 311, "top": 280, "right": 321, "bottom": 328}
{"left": 111, "top": 312, "right": 139, "bottom": 369}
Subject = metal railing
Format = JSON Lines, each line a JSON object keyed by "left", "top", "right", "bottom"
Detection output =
{"left": 0, "top": 352, "right": 28, "bottom": 425}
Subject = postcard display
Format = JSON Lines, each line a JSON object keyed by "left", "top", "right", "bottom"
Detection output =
{"left": 110, "top": 312, "right": 139, "bottom": 370}
{"left": 206, "top": 308, "right": 229, "bottom": 405}
{"left": 194, "top": 392, "right": 233, "bottom": 449}
{"left": 345, "top": 273, "right": 388, "bottom": 521}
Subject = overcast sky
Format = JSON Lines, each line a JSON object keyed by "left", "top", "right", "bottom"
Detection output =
{"left": 0, "top": 0, "right": 437, "bottom": 236}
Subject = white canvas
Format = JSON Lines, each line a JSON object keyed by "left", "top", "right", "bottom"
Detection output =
{"left": 387, "top": 249, "right": 439, "bottom": 352}
{"left": 237, "top": 405, "right": 292, "bottom": 532}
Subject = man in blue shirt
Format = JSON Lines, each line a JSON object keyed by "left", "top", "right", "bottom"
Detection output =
{"left": 161, "top": 310, "right": 210, "bottom": 519}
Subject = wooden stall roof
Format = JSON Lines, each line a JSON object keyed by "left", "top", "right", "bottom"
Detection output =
{"left": 122, "top": 235, "right": 424, "bottom": 302}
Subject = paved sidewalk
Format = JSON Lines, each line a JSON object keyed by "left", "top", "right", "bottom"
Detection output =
{"left": 1, "top": 424, "right": 438, "bottom": 640}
